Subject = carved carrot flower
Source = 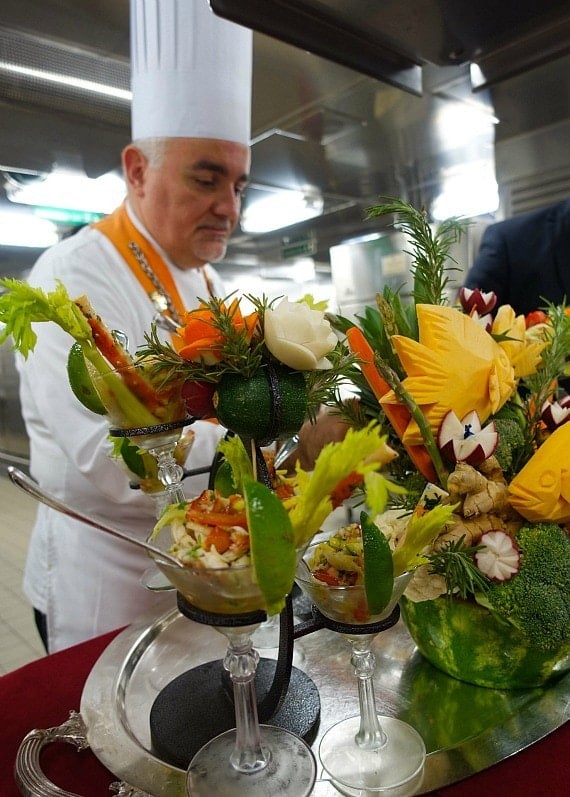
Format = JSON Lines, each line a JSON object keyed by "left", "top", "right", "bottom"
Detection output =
{"left": 379, "top": 304, "right": 516, "bottom": 446}
{"left": 177, "top": 299, "right": 259, "bottom": 364}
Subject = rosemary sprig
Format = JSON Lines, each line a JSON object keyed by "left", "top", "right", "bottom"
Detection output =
{"left": 365, "top": 197, "right": 467, "bottom": 307}
{"left": 425, "top": 536, "right": 490, "bottom": 599}
{"left": 520, "top": 300, "right": 570, "bottom": 454}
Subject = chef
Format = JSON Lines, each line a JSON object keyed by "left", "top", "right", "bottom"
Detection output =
{"left": 17, "top": 0, "right": 253, "bottom": 652}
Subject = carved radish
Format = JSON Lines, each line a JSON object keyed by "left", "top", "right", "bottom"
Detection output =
{"left": 438, "top": 409, "right": 498, "bottom": 466}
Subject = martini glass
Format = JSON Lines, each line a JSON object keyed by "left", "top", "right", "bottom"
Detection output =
{"left": 295, "top": 543, "right": 425, "bottom": 796}
{"left": 90, "top": 364, "right": 191, "bottom": 504}
{"left": 148, "top": 524, "right": 317, "bottom": 797}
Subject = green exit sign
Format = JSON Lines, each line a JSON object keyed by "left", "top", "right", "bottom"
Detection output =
{"left": 281, "top": 233, "right": 317, "bottom": 259}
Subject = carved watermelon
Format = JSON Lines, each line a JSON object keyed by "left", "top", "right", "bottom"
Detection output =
{"left": 400, "top": 596, "right": 570, "bottom": 689}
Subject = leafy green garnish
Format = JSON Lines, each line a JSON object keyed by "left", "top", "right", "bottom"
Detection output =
{"left": 364, "top": 197, "right": 467, "bottom": 307}
{"left": 425, "top": 536, "right": 490, "bottom": 599}
{"left": 289, "top": 423, "right": 392, "bottom": 547}
{"left": 391, "top": 503, "right": 457, "bottom": 577}
{"left": 364, "top": 470, "right": 407, "bottom": 516}
{"left": 0, "top": 279, "right": 93, "bottom": 356}
{"left": 216, "top": 435, "right": 254, "bottom": 494}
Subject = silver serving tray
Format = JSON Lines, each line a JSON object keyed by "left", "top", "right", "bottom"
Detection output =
{"left": 78, "top": 592, "right": 570, "bottom": 796}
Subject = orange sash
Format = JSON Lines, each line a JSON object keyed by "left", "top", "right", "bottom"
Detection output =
{"left": 93, "top": 204, "right": 188, "bottom": 343}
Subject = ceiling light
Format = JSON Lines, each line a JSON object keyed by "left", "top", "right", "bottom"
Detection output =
{"left": 5, "top": 169, "right": 126, "bottom": 215}
{"left": 431, "top": 160, "right": 499, "bottom": 221}
{"left": 241, "top": 188, "right": 324, "bottom": 234}
{"left": 0, "top": 208, "right": 58, "bottom": 248}
{"left": 0, "top": 61, "right": 131, "bottom": 102}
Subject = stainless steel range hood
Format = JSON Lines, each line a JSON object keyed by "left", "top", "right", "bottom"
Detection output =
{"left": 0, "top": 0, "right": 569, "bottom": 278}
{"left": 2, "top": 0, "right": 570, "bottom": 465}
{"left": 211, "top": 0, "right": 570, "bottom": 90}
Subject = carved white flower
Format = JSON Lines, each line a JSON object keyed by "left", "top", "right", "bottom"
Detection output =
{"left": 264, "top": 298, "right": 337, "bottom": 370}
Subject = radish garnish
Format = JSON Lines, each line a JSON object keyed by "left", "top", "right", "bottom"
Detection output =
{"left": 475, "top": 531, "right": 520, "bottom": 581}
{"left": 438, "top": 409, "right": 498, "bottom": 466}
{"left": 458, "top": 287, "right": 497, "bottom": 315}
{"left": 540, "top": 397, "right": 570, "bottom": 431}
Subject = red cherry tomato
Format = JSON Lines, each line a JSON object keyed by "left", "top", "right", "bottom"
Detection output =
{"left": 181, "top": 380, "right": 216, "bottom": 418}
{"left": 525, "top": 310, "right": 547, "bottom": 328}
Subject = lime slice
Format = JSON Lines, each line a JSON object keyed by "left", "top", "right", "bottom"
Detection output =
{"left": 360, "top": 511, "right": 394, "bottom": 615}
{"left": 243, "top": 478, "right": 296, "bottom": 615}
{"left": 67, "top": 343, "right": 108, "bottom": 415}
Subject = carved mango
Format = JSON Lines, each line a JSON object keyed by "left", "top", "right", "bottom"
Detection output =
{"left": 508, "top": 422, "right": 570, "bottom": 523}
{"left": 380, "top": 305, "right": 516, "bottom": 446}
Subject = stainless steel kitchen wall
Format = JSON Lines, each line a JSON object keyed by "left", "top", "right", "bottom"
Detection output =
{"left": 0, "top": 341, "right": 29, "bottom": 466}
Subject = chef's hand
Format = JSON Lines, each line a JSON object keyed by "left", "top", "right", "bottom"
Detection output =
{"left": 282, "top": 405, "right": 354, "bottom": 472}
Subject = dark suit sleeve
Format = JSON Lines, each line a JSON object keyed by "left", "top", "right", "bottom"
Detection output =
{"left": 464, "top": 224, "right": 511, "bottom": 308}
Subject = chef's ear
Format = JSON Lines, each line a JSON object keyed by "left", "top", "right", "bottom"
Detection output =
{"left": 121, "top": 144, "right": 148, "bottom": 196}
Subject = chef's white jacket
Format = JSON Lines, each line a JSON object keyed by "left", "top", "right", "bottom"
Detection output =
{"left": 17, "top": 207, "right": 226, "bottom": 652}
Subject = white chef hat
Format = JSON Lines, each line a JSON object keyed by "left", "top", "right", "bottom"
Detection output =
{"left": 130, "top": 0, "right": 252, "bottom": 145}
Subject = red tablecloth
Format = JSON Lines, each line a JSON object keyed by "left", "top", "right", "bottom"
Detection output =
{"left": 0, "top": 628, "right": 568, "bottom": 796}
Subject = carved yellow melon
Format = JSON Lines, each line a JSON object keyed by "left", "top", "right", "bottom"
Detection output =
{"left": 508, "top": 422, "right": 570, "bottom": 523}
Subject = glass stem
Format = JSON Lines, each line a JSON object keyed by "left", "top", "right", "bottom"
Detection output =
{"left": 349, "top": 634, "right": 387, "bottom": 750}
{"left": 224, "top": 628, "right": 270, "bottom": 773}
{"left": 148, "top": 443, "right": 186, "bottom": 503}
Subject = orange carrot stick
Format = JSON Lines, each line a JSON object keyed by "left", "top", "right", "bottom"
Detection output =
{"left": 346, "top": 327, "right": 437, "bottom": 482}
{"left": 75, "top": 296, "right": 167, "bottom": 415}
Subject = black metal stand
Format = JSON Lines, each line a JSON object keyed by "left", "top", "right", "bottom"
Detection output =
{"left": 294, "top": 604, "right": 401, "bottom": 639}
{"left": 149, "top": 591, "right": 321, "bottom": 768}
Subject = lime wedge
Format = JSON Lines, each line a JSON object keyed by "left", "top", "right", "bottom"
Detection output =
{"left": 213, "top": 460, "right": 235, "bottom": 497}
{"left": 117, "top": 437, "right": 147, "bottom": 479}
{"left": 67, "top": 343, "right": 107, "bottom": 415}
{"left": 360, "top": 511, "right": 394, "bottom": 615}
{"left": 243, "top": 479, "right": 296, "bottom": 615}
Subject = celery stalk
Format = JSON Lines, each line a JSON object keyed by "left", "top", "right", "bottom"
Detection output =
{"left": 79, "top": 342, "right": 159, "bottom": 428}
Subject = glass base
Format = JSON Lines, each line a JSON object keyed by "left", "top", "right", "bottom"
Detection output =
{"left": 186, "top": 725, "right": 317, "bottom": 796}
{"left": 319, "top": 715, "right": 425, "bottom": 796}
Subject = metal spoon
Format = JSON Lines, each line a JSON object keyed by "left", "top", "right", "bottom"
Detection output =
{"left": 7, "top": 467, "right": 184, "bottom": 570}
{"left": 152, "top": 312, "right": 180, "bottom": 333}
{"left": 274, "top": 434, "right": 300, "bottom": 470}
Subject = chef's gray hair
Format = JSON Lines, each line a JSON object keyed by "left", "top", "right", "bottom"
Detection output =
{"left": 133, "top": 137, "right": 168, "bottom": 166}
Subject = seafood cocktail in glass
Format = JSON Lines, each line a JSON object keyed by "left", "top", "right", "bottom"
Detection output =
{"left": 295, "top": 527, "right": 425, "bottom": 797}
{"left": 148, "top": 488, "right": 317, "bottom": 797}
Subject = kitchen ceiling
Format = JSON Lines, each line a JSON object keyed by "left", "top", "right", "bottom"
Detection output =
{"left": 1, "top": 1, "right": 569, "bottom": 277}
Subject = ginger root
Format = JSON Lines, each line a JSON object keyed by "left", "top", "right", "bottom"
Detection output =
{"left": 434, "top": 512, "right": 522, "bottom": 550}
{"left": 447, "top": 457, "right": 511, "bottom": 518}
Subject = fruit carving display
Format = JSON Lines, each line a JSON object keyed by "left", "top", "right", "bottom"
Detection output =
{"left": 328, "top": 197, "right": 570, "bottom": 687}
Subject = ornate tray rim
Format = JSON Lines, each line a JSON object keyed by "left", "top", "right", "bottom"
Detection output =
{"left": 80, "top": 600, "right": 570, "bottom": 796}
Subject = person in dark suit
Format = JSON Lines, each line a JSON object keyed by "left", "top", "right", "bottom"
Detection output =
{"left": 464, "top": 198, "right": 570, "bottom": 315}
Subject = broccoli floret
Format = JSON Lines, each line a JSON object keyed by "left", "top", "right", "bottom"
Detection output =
{"left": 483, "top": 522, "right": 570, "bottom": 651}
{"left": 492, "top": 416, "right": 527, "bottom": 479}
{"left": 516, "top": 523, "right": 570, "bottom": 591}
